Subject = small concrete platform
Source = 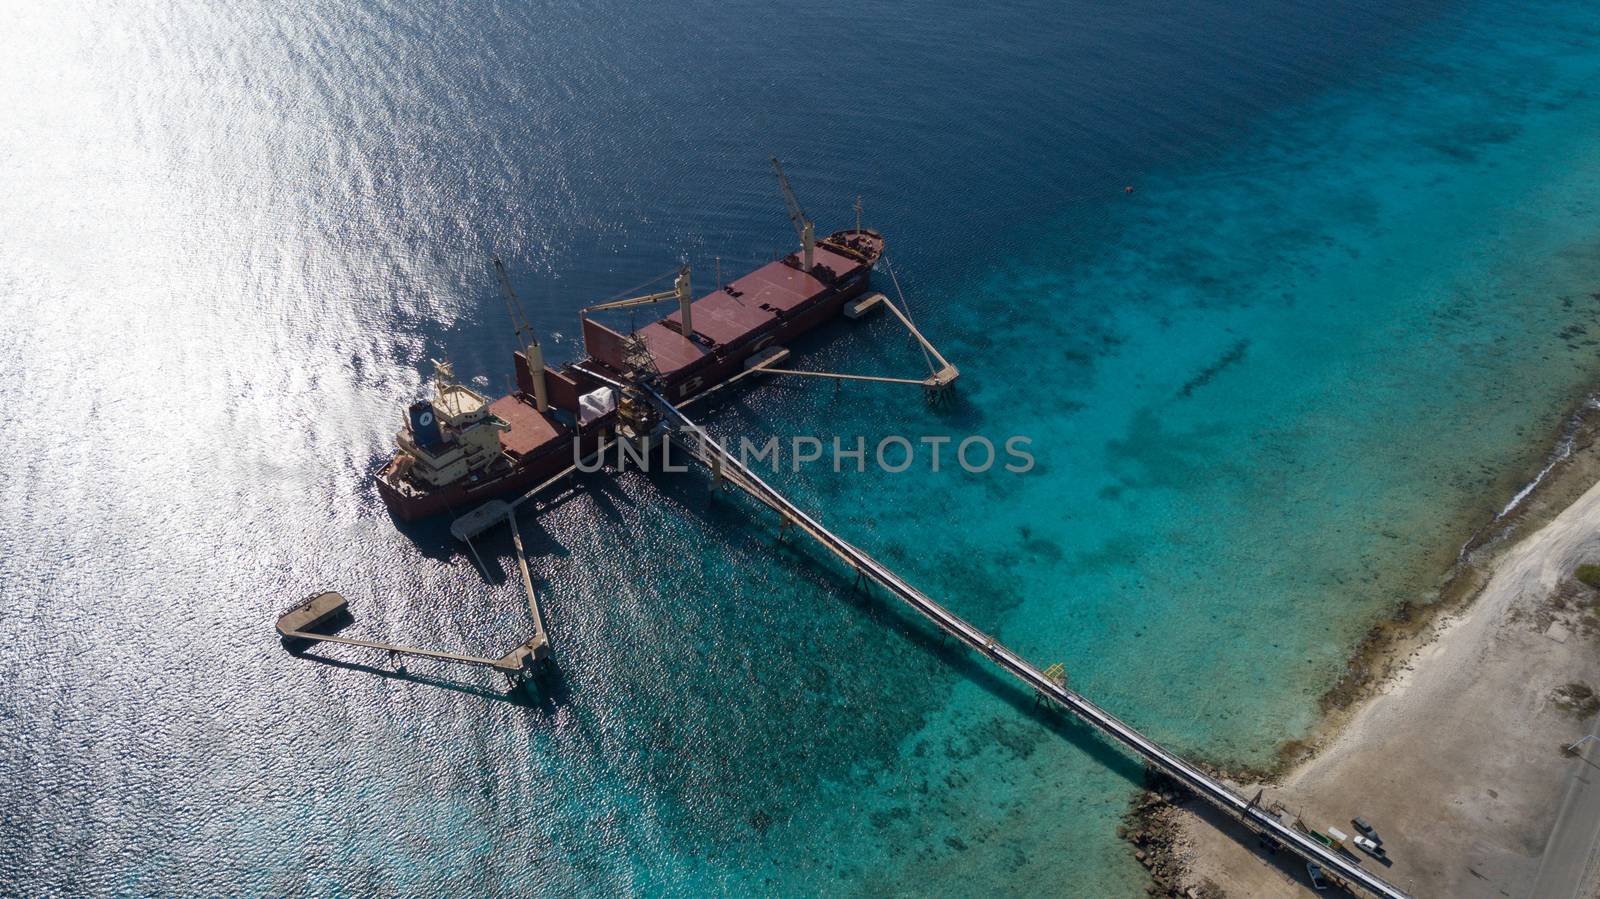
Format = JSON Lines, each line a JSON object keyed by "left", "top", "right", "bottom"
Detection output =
{"left": 743, "top": 345, "right": 790, "bottom": 371}
{"left": 844, "top": 292, "right": 886, "bottom": 320}
{"left": 450, "top": 499, "right": 512, "bottom": 541}
{"left": 500, "top": 634, "right": 550, "bottom": 670}
{"left": 276, "top": 591, "right": 352, "bottom": 650}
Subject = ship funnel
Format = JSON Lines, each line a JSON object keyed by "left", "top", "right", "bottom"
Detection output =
{"left": 675, "top": 265, "right": 693, "bottom": 339}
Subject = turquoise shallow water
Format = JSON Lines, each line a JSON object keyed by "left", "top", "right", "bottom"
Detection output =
{"left": 701, "top": 7, "right": 1600, "bottom": 890}
{"left": 4, "top": 0, "right": 1600, "bottom": 895}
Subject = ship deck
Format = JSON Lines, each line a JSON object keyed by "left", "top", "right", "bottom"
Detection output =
{"left": 490, "top": 395, "right": 562, "bottom": 459}
{"left": 636, "top": 244, "right": 872, "bottom": 380}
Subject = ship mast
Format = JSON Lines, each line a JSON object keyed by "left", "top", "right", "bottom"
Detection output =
{"left": 432, "top": 358, "right": 455, "bottom": 388}
{"left": 771, "top": 156, "right": 814, "bottom": 272}
{"left": 493, "top": 258, "right": 549, "bottom": 412}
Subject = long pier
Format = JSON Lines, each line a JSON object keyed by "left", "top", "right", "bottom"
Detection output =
{"left": 647, "top": 386, "right": 1409, "bottom": 899}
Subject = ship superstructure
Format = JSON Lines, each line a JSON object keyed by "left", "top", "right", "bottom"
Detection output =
{"left": 391, "top": 362, "right": 510, "bottom": 489}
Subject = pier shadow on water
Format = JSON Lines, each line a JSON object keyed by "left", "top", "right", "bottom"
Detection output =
{"left": 650, "top": 463, "right": 1149, "bottom": 791}
{"left": 298, "top": 649, "right": 572, "bottom": 711}
{"left": 822, "top": 550, "right": 1148, "bottom": 791}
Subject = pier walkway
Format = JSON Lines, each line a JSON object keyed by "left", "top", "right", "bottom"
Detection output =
{"left": 646, "top": 386, "right": 1409, "bottom": 899}
{"left": 276, "top": 592, "right": 544, "bottom": 675}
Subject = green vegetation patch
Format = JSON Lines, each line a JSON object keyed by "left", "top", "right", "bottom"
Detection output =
{"left": 1574, "top": 564, "right": 1600, "bottom": 589}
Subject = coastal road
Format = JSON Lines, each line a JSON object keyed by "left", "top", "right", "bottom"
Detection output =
{"left": 1529, "top": 721, "right": 1600, "bottom": 898}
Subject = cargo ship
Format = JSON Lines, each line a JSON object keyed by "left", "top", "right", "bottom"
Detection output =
{"left": 376, "top": 162, "right": 886, "bottom": 522}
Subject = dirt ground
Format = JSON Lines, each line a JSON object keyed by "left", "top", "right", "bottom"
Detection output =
{"left": 1163, "top": 476, "right": 1600, "bottom": 898}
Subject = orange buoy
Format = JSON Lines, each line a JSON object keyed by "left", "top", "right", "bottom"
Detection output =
{"left": 1124, "top": 185, "right": 1134, "bottom": 194}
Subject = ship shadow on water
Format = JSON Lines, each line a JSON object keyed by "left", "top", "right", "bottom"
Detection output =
{"left": 383, "top": 464, "right": 634, "bottom": 573}
{"left": 380, "top": 507, "right": 457, "bottom": 563}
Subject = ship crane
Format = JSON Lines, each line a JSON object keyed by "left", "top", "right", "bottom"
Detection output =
{"left": 770, "top": 156, "right": 815, "bottom": 272}
{"left": 581, "top": 265, "right": 694, "bottom": 339}
{"left": 493, "top": 258, "right": 549, "bottom": 412}
{"left": 579, "top": 266, "right": 691, "bottom": 439}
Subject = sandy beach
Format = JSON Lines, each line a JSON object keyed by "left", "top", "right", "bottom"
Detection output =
{"left": 1151, "top": 421, "right": 1600, "bottom": 898}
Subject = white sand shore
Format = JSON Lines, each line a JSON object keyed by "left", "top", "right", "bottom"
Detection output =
{"left": 1168, "top": 477, "right": 1600, "bottom": 898}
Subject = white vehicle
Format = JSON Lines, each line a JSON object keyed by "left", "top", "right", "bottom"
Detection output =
{"left": 1353, "top": 834, "right": 1385, "bottom": 856}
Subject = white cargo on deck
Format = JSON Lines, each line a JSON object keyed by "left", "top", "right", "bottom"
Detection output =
{"left": 579, "top": 387, "right": 616, "bottom": 425}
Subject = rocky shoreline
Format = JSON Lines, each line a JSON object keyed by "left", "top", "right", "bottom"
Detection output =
{"left": 1121, "top": 769, "right": 1218, "bottom": 898}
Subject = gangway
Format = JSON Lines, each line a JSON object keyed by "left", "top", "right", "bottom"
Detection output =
{"left": 646, "top": 385, "right": 1409, "bottom": 899}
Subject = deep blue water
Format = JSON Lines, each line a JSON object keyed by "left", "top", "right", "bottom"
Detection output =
{"left": 5, "top": 0, "right": 1600, "bottom": 894}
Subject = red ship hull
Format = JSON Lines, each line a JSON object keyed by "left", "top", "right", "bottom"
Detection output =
{"left": 378, "top": 229, "right": 884, "bottom": 522}
{"left": 376, "top": 423, "right": 610, "bottom": 522}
